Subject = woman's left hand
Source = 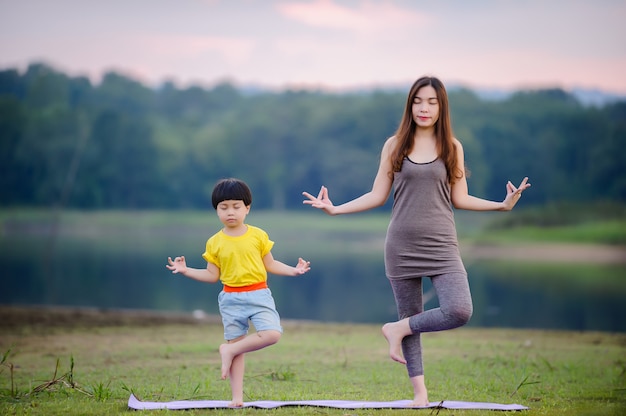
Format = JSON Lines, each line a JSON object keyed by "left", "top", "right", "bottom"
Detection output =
{"left": 502, "top": 177, "right": 531, "bottom": 211}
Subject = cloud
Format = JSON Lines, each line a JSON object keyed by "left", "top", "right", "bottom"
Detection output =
{"left": 275, "top": 0, "right": 431, "bottom": 33}
{"left": 1, "top": 0, "right": 624, "bottom": 93}
{"left": 134, "top": 34, "right": 256, "bottom": 64}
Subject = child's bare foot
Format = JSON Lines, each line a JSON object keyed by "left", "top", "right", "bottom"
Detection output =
{"left": 219, "top": 343, "right": 234, "bottom": 379}
{"left": 381, "top": 322, "right": 407, "bottom": 364}
{"left": 228, "top": 400, "right": 243, "bottom": 408}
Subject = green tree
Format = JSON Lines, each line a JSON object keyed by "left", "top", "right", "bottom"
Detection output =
{"left": 74, "top": 110, "right": 158, "bottom": 208}
{"left": 0, "top": 96, "right": 27, "bottom": 204}
{"left": 1, "top": 63, "right": 625, "bottom": 209}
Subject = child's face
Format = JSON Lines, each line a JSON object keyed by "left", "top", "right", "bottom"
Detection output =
{"left": 216, "top": 199, "right": 250, "bottom": 228}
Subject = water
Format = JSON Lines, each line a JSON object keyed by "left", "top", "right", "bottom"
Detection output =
{"left": 2, "top": 216, "right": 625, "bottom": 332}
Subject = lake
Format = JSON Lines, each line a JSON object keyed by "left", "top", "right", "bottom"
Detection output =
{"left": 1, "top": 210, "right": 624, "bottom": 332}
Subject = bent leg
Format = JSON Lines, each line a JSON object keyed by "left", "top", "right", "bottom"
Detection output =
{"left": 385, "top": 274, "right": 470, "bottom": 405}
{"left": 219, "top": 330, "right": 281, "bottom": 379}
{"left": 408, "top": 272, "right": 473, "bottom": 334}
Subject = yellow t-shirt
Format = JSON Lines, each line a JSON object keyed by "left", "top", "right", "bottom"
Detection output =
{"left": 202, "top": 225, "right": 274, "bottom": 287}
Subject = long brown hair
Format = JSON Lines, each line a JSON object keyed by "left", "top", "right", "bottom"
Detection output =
{"left": 390, "top": 76, "right": 463, "bottom": 184}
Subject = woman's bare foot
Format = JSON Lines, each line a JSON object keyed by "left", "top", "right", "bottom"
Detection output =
{"left": 381, "top": 322, "right": 407, "bottom": 364}
{"left": 411, "top": 396, "right": 429, "bottom": 407}
{"left": 410, "top": 375, "right": 429, "bottom": 407}
{"left": 219, "top": 343, "right": 234, "bottom": 379}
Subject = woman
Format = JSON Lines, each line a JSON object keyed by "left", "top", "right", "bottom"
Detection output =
{"left": 303, "top": 76, "right": 530, "bottom": 406}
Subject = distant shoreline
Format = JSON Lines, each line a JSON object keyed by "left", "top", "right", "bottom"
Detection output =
{"left": 460, "top": 242, "right": 626, "bottom": 265}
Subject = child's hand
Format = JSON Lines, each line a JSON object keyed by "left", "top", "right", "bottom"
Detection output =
{"left": 166, "top": 256, "right": 188, "bottom": 275}
{"left": 294, "top": 257, "right": 311, "bottom": 275}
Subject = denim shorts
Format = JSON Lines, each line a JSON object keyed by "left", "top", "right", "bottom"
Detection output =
{"left": 218, "top": 288, "right": 283, "bottom": 341}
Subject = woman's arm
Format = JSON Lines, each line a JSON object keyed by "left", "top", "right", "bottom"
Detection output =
{"left": 166, "top": 256, "right": 221, "bottom": 283}
{"left": 450, "top": 138, "right": 530, "bottom": 211}
{"left": 303, "top": 137, "right": 395, "bottom": 215}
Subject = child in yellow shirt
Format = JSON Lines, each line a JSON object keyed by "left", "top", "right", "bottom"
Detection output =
{"left": 167, "top": 178, "right": 311, "bottom": 407}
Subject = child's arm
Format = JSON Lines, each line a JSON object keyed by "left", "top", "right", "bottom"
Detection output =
{"left": 166, "top": 256, "right": 220, "bottom": 283}
{"left": 263, "top": 252, "right": 311, "bottom": 276}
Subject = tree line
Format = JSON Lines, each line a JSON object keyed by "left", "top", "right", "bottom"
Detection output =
{"left": 1, "top": 63, "right": 625, "bottom": 210}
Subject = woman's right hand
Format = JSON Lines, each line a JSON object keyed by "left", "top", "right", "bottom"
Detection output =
{"left": 302, "top": 186, "right": 337, "bottom": 215}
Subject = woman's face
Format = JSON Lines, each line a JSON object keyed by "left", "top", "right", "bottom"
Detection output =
{"left": 412, "top": 85, "right": 440, "bottom": 128}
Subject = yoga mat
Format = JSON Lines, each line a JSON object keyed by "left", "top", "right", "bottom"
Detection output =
{"left": 128, "top": 394, "right": 528, "bottom": 411}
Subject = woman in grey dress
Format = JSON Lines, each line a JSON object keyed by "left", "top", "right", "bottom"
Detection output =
{"left": 303, "top": 76, "right": 530, "bottom": 406}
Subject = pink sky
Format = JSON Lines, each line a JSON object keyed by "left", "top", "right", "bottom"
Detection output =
{"left": 1, "top": 0, "right": 625, "bottom": 94}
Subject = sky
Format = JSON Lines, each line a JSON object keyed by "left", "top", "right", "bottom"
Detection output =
{"left": 1, "top": 0, "right": 625, "bottom": 94}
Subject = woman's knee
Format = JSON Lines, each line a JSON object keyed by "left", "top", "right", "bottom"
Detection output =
{"left": 447, "top": 302, "right": 473, "bottom": 327}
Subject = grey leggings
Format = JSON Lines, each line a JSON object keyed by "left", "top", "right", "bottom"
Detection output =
{"left": 388, "top": 272, "right": 473, "bottom": 378}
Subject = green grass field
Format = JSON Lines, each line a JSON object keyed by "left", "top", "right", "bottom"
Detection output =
{"left": 1, "top": 308, "right": 625, "bottom": 416}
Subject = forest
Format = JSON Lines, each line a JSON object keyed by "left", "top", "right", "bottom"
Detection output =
{"left": 1, "top": 63, "right": 625, "bottom": 211}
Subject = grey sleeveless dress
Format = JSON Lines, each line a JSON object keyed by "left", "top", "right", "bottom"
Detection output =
{"left": 384, "top": 157, "right": 466, "bottom": 279}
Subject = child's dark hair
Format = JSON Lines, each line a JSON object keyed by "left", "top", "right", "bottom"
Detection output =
{"left": 211, "top": 178, "right": 253, "bottom": 209}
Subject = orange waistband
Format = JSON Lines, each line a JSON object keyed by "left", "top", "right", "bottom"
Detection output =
{"left": 223, "top": 281, "right": 268, "bottom": 293}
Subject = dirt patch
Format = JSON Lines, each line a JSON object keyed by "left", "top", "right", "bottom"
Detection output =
{"left": 0, "top": 305, "right": 221, "bottom": 330}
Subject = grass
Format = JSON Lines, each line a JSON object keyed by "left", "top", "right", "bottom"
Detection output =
{"left": 1, "top": 311, "right": 625, "bottom": 416}
{"left": 471, "top": 220, "right": 626, "bottom": 246}
{"left": 475, "top": 201, "right": 626, "bottom": 246}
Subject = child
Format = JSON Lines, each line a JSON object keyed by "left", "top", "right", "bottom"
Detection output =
{"left": 167, "top": 178, "right": 311, "bottom": 407}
